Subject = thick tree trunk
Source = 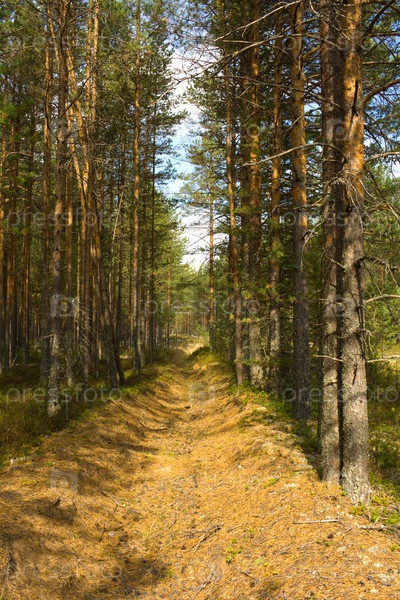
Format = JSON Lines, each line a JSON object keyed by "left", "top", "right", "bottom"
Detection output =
{"left": 5, "top": 119, "right": 20, "bottom": 370}
{"left": 40, "top": 10, "right": 52, "bottom": 385}
{"left": 290, "top": 1, "right": 311, "bottom": 420}
{"left": 0, "top": 125, "right": 6, "bottom": 373}
{"left": 247, "top": 0, "right": 264, "bottom": 389}
{"left": 21, "top": 111, "right": 35, "bottom": 364}
{"left": 48, "top": 0, "right": 69, "bottom": 417}
{"left": 65, "top": 154, "right": 75, "bottom": 386}
{"left": 209, "top": 193, "right": 215, "bottom": 351}
{"left": 319, "top": 0, "right": 369, "bottom": 503}
{"left": 116, "top": 139, "right": 126, "bottom": 360}
{"left": 149, "top": 131, "right": 157, "bottom": 363}
{"left": 4, "top": 227, "right": 15, "bottom": 371}
{"left": 339, "top": 0, "right": 369, "bottom": 504}
{"left": 132, "top": 0, "right": 142, "bottom": 373}
{"left": 223, "top": 12, "right": 243, "bottom": 385}
{"left": 319, "top": 0, "right": 341, "bottom": 483}
{"left": 166, "top": 255, "right": 171, "bottom": 349}
{"left": 239, "top": 33, "right": 251, "bottom": 382}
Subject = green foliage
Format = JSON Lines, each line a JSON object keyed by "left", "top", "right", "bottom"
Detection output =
{"left": 0, "top": 361, "right": 126, "bottom": 466}
{"left": 225, "top": 538, "right": 243, "bottom": 564}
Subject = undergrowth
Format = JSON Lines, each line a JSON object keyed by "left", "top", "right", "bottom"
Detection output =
{"left": 367, "top": 357, "right": 400, "bottom": 507}
{"left": 230, "top": 354, "right": 399, "bottom": 523}
{"left": 0, "top": 340, "right": 202, "bottom": 468}
{"left": 0, "top": 357, "right": 147, "bottom": 468}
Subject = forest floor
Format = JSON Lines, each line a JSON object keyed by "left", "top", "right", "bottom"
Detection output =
{"left": 0, "top": 343, "right": 399, "bottom": 600}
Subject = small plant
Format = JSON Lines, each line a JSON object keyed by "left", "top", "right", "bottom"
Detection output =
{"left": 225, "top": 539, "right": 242, "bottom": 563}
{"left": 384, "top": 512, "right": 400, "bottom": 526}
{"left": 371, "top": 494, "right": 390, "bottom": 507}
{"left": 350, "top": 503, "right": 367, "bottom": 517}
{"left": 264, "top": 477, "right": 279, "bottom": 487}
{"left": 370, "top": 508, "right": 380, "bottom": 523}
{"left": 165, "top": 566, "right": 176, "bottom": 578}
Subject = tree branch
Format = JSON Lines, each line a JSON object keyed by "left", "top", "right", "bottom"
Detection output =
{"left": 365, "top": 295, "right": 400, "bottom": 305}
{"left": 364, "top": 78, "right": 400, "bottom": 106}
{"left": 363, "top": 0, "right": 398, "bottom": 38}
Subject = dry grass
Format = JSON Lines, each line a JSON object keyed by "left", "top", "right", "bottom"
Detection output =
{"left": 0, "top": 347, "right": 399, "bottom": 599}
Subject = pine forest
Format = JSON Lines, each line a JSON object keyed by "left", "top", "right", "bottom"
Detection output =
{"left": 0, "top": 1, "right": 400, "bottom": 597}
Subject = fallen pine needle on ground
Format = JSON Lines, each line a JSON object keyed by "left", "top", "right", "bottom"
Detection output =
{"left": 0, "top": 345, "right": 399, "bottom": 599}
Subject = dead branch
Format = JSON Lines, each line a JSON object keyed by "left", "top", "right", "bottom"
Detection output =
{"left": 357, "top": 523, "right": 400, "bottom": 531}
{"left": 365, "top": 295, "right": 400, "bottom": 305}
{"left": 192, "top": 566, "right": 220, "bottom": 599}
{"left": 293, "top": 518, "right": 340, "bottom": 525}
{"left": 230, "top": 563, "right": 259, "bottom": 584}
{"left": 192, "top": 524, "right": 222, "bottom": 554}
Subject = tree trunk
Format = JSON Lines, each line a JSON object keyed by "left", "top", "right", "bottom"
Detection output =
{"left": 290, "top": 1, "right": 311, "bottom": 420}
{"left": 0, "top": 124, "right": 6, "bottom": 374}
{"left": 65, "top": 151, "right": 75, "bottom": 386}
{"left": 338, "top": 0, "right": 369, "bottom": 504}
{"left": 149, "top": 128, "right": 157, "bottom": 363}
{"left": 319, "top": 0, "right": 370, "bottom": 503}
{"left": 209, "top": 191, "right": 215, "bottom": 351}
{"left": 319, "top": 0, "right": 341, "bottom": 483}
{"left": 5, "top": 118, "right": 20, "bottom": 370}
{"left": 268, "top": 9, "right": 283, "bottom": 394}
{"left": 48, "top": 0, "right": 69, "bottom": 417}
{"left": 21, "top": 110, "right": 35, "bottom": 364}
{"left": 40, "top": 8, "right": 52, "bottom": 385}
{"left": 132, "top": 0, "right": 142, "bottom": 373}
{"left": 246, "top": 0, "right": 263, "bottom": 389}
{"left": 223, "top": 1, "right": 243, "bottom": 385}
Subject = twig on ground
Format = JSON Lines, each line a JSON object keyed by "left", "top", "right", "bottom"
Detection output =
{"left": 164, "top": 512, "right": 178, "bottom": 532}
{"left": 357, "top": 523, "right": 400, "bottom": 531}
{"left": 99, "top": 489, "right": 127, "bottom": 511}
{"left": 230, "top": 563, "right": 259, "bottom": 583}
{"left": 98, "top": 522, "right": 106, "bottom": 542}
{"left": 192, "top": 524, "right": 222, "bottom": 554}
{"left": 192, "top": 566, "right": 220, "bottom": 599}
{"left": 203, "top": 481, "right": 226, "bottom": 493}
{"left": 293, "top": 518, "right": 340, "bottom": 524}
{"left": 1, "top": 536, "right": 16, "bottom": 580}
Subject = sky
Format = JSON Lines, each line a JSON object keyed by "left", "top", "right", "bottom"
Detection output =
{"left": 166, "top": 50, "right": 208, "bottom": 269}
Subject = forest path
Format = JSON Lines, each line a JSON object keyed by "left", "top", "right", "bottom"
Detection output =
{"left": 0, "top": 344, "right": 399, "bottom": 600}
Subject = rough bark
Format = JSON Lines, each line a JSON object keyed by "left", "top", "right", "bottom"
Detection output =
{"left": 246, "top": 0, "right": 264, "bottom": 389}
{"left": 48, "top": 0, "right": 69, "bottom": 417}
{"left": 21, "top": 111, "right": 35, "bottom": 364}
{"left": 339, "top": 0, "right": 370, "bottom": 504}
{"left": 209, "top": 192, "right": 215, "bottom": 351}
{"left": 290, "top": 1, "right": 311, "bottom": 420}
{"left": 149, "top": 126, "right": 157, "bottom": 363}
{"left": 268, "top": 9, "right": 283, "bottom": 394}
{"left": 40, "top": 9, "right": 52, "bottom": 385}
{"left": 0, "top": 124, "right": 6, "bottom": 373}
{"left": 132, "top": 0, "right": 142, "bottom": 373}
{"left": 223, "top": 3, "right": 244, "bottom": 385}
{"left": 319, "top": 0, "right": 345, "bottom": 484}
{"left": 5, "top": 118, "right": 19, "bottom": 370}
